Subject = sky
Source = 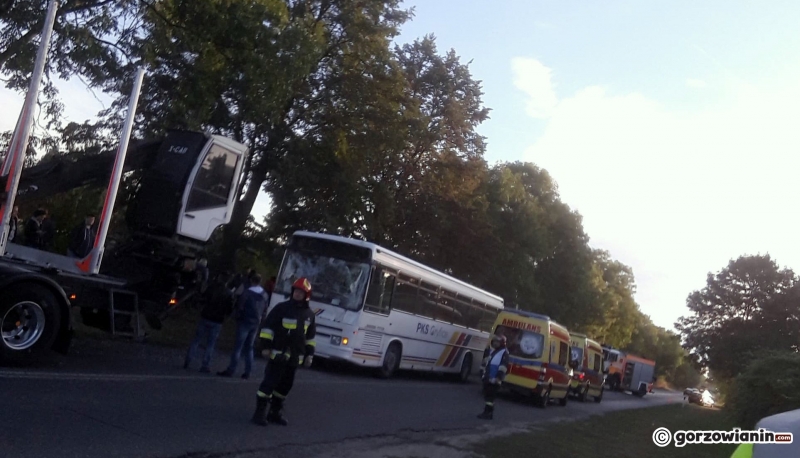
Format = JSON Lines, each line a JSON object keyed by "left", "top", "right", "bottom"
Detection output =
{"left": 3, "top": 0, "right": 800, "bottom": 331}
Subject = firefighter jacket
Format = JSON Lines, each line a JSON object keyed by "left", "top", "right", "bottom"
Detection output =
{"left": 481, "top": 347, "right": 509, "bottom": 384}
{"left": 259, "top": 299, "right": 316, "bottom": 367}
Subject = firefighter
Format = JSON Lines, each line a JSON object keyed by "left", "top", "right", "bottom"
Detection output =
{"left": 251, "top": 277, "right": 316, "bottom": 426}
{"left": 477, "top": 334, "right": 509, "bottom": 420}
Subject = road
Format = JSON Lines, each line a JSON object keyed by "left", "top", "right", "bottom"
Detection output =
{"left": 0, "top": 337, "right": 683, "bottom": 458}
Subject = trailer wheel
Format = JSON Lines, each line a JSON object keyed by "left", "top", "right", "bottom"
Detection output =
{"left": 0, "top": 283, "right": 61, "bottom": 363}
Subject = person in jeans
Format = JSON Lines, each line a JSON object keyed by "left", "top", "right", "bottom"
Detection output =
{"left": 218, "top": 274, "right": 267, "bottom": 379}
{"left": 184, "top": 273, "right": 234, "bottom": 372}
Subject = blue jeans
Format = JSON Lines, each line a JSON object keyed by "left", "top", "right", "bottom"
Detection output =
{"left": 225, "top": 322, "right": 258, "bottom": 376}
{"left": 185, "top": 318, "right": 222, "bottom": 369}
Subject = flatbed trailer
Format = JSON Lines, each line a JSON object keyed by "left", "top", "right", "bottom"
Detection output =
{"left": 0, "top": 1, "right": 248, "bottom": 363}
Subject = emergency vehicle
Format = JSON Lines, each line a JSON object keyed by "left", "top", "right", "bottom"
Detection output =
{"left": 568, "top": 333, "right": 605, "bottom": 402}
{"left": 602, "top": 345, "right": 655, "bottom": 396}
{"left": 489, "top": 309, "right": 571, "bottom": 408}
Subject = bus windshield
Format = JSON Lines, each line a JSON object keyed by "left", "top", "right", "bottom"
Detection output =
{"left": 275, "top": 245, "right": 371, "bottom": 311}
{"left": 495, "top": 324, "right": 545, "bottom": 359}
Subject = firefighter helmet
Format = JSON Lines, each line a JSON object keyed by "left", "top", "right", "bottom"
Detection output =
{"left": 291, "top": 277, "right": 312, "bottom": 300}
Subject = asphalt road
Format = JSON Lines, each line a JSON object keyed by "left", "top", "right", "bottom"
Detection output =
{"left": 0, "top": 338, "right": 683, "bottom": 458}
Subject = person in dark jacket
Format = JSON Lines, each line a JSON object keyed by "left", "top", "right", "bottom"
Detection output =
{"left": 23, "top": 209, "right": 47, "bottom": 249}
{"left": 67, "top": 214, "right": 96, "bottom": 258}
{"left": 184, "top": 273, "right": 234, "bottom": 372}
{"left": 478, "top": 334, "right": 510, "bottom": 420}
{"left": 251, "top": 277, "right": 316, "bottom": 426}
{"left": 218, "top": 274, "right": 267, "bottom": 379}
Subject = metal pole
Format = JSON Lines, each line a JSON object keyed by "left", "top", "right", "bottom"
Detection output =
{"left": 86, "top": 67, "right": 145, "bottom": 274}
{"left": 1, "top": 111, "right": 24, "bottom": 176}
{"left": 0, "top": 0, "right": 59, "bottom": 255}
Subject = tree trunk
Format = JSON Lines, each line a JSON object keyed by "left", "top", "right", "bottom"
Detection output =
{"left": 218, "top": 165, "right": 268, "bottom": 272}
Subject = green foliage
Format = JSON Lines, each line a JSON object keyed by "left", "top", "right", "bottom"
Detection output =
{"left": 727, "top": 352, "right": 800, "bottom": 428}
{"left": 671, "top": 362, "right": 704, "bottom": 389}
{"left": 676, "top": 254, "right": 800, "bottom": 379}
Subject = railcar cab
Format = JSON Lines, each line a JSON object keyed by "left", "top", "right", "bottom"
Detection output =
{"left": 126, "top": 130, "right": 247, "bottom": 243}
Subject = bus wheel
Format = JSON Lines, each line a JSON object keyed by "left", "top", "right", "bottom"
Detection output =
{"left": 377, "top": 342, "right": 401, "bottom": 379}
{"left": 457, "top": 353, "right": 473, "bottom": 383}
{"left": 0, "top": 283, "right": 62, "bottom": 364}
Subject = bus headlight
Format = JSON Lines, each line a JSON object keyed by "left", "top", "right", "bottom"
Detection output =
{"left": 342, "top": 337, "right": 349, "bottom": 345}
{"left": 331, "top": 336, "right": 342, "bottom": 346}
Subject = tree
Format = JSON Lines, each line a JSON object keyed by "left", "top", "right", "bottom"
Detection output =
{"left": 676, "top": 254, "right": 798, "bottom": 379}
{"left": 1, "top": 0, "right": 140, "bottom": 131}
{"left": 124, "top": 0, "right": 411, "bottom": 271}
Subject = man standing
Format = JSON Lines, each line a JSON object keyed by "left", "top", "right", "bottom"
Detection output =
{"left": 68, "top": 214, "right": 96, "bottom": 258}
{"left": 251, "top": 277, "right": 316, "bottom": 426}
{"left": 477, "top": 334, "right": 509, "bottom": 420}
{"left": 184, "top": 273, "right": 234, "bottom": 372}
{"left": 218, "top": 274, "right": 267, "bottom": 379}
{"left": 23, "top": 209, "right": 47, "bottom": 249}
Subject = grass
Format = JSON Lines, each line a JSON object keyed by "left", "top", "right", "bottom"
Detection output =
{"left": 473, "top": 404, "right": 738, "bottom": 458}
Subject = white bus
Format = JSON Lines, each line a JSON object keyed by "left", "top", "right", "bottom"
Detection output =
{"left": 268, "top": 231, "right": 504, "bottom": 380}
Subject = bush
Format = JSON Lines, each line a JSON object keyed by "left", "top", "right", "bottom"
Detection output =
{"left": 727, "top": 352, "right": 800, "bottom": 428}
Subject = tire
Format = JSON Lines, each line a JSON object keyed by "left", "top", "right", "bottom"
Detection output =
{"left": 377, "top": 342, "right": 401, "bottom": 379}
{"left": 457, "top": 353, "right": 473, "bottom": 383}
{"left": 594, "top": 386, "right": 604, "bottom": 403}
{"left": 0, "top": 283, "right": 62, "bottom": 364}
{"left": 537, "top": 386, "right": 551, "bottom": 408}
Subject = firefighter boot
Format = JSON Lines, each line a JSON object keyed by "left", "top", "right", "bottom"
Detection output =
{"left": 267, "top": 396, "right": 289, "bottom": 426}
{"left": 477, "top": 403, "right": 494, "bottom": 420}
{"left": 250, "top": 395, "right": 269, "bottom": 426}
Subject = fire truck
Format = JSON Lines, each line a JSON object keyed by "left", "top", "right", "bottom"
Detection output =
{"left": 0, "top": 1, "right": 247, "bottom": 363}
{"left": 602, "top": 344, "right": 656, "bottom": 397}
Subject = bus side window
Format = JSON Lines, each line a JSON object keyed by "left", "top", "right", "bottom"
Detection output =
{"left": 393, "top": 275, "right": 420, "bottom": 315}
{"left": 559, "top": 341, "right": 569, "bottom": 367}
{"left": 443, "top": 290, "right": 466, "bottom": 327}
{"left": 477, "top": 303, "right": 495, "bottom": 333}
{"left": 364, "top": 268, "right": 396, "bottom": 315}
{"left": 418, "top": 281, "right": 438, "bottom": 320}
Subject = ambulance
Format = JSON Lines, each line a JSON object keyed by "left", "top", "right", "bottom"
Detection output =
{"left": 489, "top": 309, "right": 572, "bottom": 408}
{"left": 567, "top": 333, "right": 605, "bottom": 402}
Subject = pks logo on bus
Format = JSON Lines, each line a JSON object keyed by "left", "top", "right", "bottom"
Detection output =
{"left": 416, "top": 323, "right": 448, "bottom": 339}
{"left": 502, "top": 318, "right": 541, "bottom": 333}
